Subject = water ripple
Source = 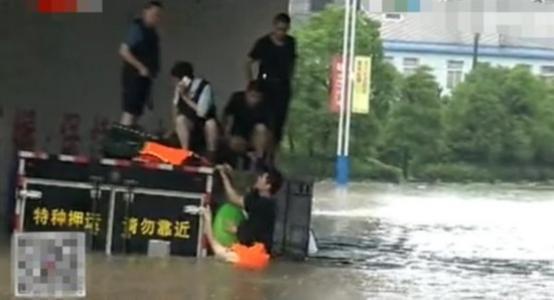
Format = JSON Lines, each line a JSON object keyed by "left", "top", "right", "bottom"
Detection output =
{"left": 310, "top": 183, "right": 554, "bottom": 298}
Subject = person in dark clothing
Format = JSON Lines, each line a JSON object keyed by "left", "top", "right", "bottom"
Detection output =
{"left": 119, "top": 1, "right": 162, "bottom": 127}
{"left": 223, "top": 81, "right": 271, "bottom": 168}
{"left": 202, "top": 164, "right": 283, "bottom": 264}
{"left": 245, "top": 13, "right": 297, "bottom": 150}
{"left": 170, "top": 61, "right": 218, "bottom": 158}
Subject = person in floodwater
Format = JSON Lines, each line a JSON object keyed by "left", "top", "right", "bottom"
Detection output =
{"left": 170, "top": 61, "right": 218, "bottom": 161}
{"left": 119, "top": 1, "right": 162, "bottom": 127}
{"left": 223, "top": 81, "right": 272, "bottom": 170}
{"left": 203, "top": 165, "right": 283, "bottom": 268}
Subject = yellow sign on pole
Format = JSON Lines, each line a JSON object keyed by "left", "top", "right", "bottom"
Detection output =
{"left": 352, "top": 55, "right": 372, "bottom": 114}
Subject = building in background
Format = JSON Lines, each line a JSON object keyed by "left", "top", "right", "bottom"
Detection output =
{"left": 374, "top": 12, "right": 554, "bottom": 95}
{"left": 290, "top": 0, "right": 554, "bottom": 95}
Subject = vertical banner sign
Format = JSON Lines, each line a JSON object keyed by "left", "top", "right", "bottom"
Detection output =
{"left": 352, "top": 56, "right": 372, "bottom": 114}
{"left": 329, "top": 55, "right": 344, "bottom": 113}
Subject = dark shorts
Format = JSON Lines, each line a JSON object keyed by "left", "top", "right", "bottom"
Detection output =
{"left": 176, "top": 112, "right": 218, "bottom": 152}
{"left": 260, "top": 81, "right": 291, "bottom": 143}
{"left": 237, "top": 224, "right": 272, "bottom": 254}
{"left": 122, "top": 73, "right": 152, "bottom": 117}
{"left": 237, "top": 224, "right": 255, "bottom": 246}
{"left": 176, "top": 100, "right": 199, "bottom": 125}
{"left": 230, "top": 123, "right": 255, "bottom": 141}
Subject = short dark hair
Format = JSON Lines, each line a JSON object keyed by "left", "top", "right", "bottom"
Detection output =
{"left": 145, "top": 1, "right": 163, "bottom": 9}
{"left": 170, "top": 61, "right": 194, "bottom": 79}
{"left": 274, "top": 13, "right": 291, "bottom": 25}
{"left": 246, "top": 80, "right": 262, "bottom": 92}
{"left": 260, "top": 167, "right": 283, "bottom": 195}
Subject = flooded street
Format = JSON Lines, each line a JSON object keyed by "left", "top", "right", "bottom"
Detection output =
{"left": 1, "top": 182, "right": 554, "bottom": 299}
{"left": 312, "top": 182, "right": 554, "bottom": 299}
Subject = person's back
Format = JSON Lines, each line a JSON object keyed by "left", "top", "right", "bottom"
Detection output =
{"left": 237, "top": 190, "right": 276, "bottom": 252}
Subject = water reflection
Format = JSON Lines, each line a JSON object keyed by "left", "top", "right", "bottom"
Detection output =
{"left": 312, "top": 182, "right": 554, "bottom": 299}
{"left": 1, "top": 183, "right": 553, "bottom": 299}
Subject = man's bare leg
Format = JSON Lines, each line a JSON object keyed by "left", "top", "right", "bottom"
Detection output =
{"left": 202, "top": 206, "right": 238, "bottom": 263}
{"left": 120, "top": 112, "right": 135, "bottom": 126}
{"left": 175, "top": 115, "right": 193, "bottom": 150}
{"left": 204, "top": 119, "right": 219, "bottom": 152}
{"left": 252, "top": 124, "right": 270, "bottom": 160}
{"left": 227, "top": 136, "right": 248, "bottom": 169}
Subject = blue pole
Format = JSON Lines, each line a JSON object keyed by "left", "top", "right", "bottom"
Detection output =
{"left": 336, "top": 0, "right": 357, "bottom": 187}
{"left": 336, "top": 155, "right": 349, "bottom": 186}
{"left": 335, "top": 0, "right": 351, "bottom": 187}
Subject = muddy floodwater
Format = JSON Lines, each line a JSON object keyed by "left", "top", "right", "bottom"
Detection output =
{"left": 1, "top": 182, "right": 554, "bottom": 299}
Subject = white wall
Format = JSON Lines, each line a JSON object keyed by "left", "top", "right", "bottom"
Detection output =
{"left": 385, "top": 50, "right": 554, "bottom": 95}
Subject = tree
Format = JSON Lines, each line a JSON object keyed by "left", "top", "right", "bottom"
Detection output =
{"left": 287, "top": 6, "right": 396, "bottom": 159}
{"left": 445, "top": 64, "right": 552, "bottom": 166}
{"left": 444, "top": 64, "right": 509, "bottom": 164}
{"left": 284, "top": 7, "right": 554, "bottom": 181}
{"left": 529, "top": 79, "right": 554, "bottom": 164}
{"left": 380, "top": 66, "right": 442, "bottom": 177}
{"left": 498, "top": 66, "right": 544, "bottom": 163}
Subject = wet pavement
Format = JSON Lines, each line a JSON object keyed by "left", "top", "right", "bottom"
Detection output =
{"left": 0, "top": 248, "right": 371, "bottom": 300}
{"left": 2, "top": 182, "right": 554, "bottom": 299}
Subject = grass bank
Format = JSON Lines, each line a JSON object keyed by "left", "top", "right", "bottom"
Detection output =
{"left": 278, "top": 153, "right": 554, "bottom": 183}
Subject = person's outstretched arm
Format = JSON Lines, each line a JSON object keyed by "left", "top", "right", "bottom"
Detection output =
{"left": 202, "top": 206, "right": 238, "bottom": 263}
{"left": 217, "top": 165, "right": 244, "bottom": 208}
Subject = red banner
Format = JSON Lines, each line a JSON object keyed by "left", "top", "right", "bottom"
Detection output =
{"left": 329, "top": 55, "right": 344, "bottom": 113}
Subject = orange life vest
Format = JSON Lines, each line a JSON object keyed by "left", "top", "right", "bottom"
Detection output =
{"left": 231, "top": 243, "right": 270, "bottom": 270}
{"left": 139, "top": 142, "right": 193, "bottom": 166}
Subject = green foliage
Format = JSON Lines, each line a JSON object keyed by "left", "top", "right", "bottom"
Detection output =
{"left": 287, "top": 6, "right": 392, "bottom": 158}
{"left": 278, "top": 153, "right": 402, "bottom": 182}
{"left": 380, "top": 67, "right": 443, "bottom": 177}
{"left": 444, "top": 64, "right": 508, "bottom": 163}
{"left": 444, "top": 64, "right": 553, "bottom": 167}
{"left": 416, "top": 163, "right": 494, "bottom": 182}
{"left": 282, "top": 6, "right": 554, "bottom": 182}
{"left": 362, "top": 158, "right": 403, "bottom": 182}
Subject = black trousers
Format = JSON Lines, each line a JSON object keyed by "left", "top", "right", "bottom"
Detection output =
{"left": 261, "top": 80, "right": 291, "bottom": 144}
{"left": 121, "top": 69, "right": 152, "bottom": 117}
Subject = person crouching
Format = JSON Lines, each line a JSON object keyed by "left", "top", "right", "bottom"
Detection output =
{"left": 223, "top": 81, "right": 272, "bottom": 170}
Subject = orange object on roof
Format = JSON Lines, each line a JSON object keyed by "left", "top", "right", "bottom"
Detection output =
{"left": 230, "top": 243, "right": 270, "bottom": 270}
{"left": 139, "top": 142, "right": 193, "bottom": 166}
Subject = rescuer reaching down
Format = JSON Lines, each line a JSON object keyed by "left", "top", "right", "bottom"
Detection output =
{"left": 223, "top": 81, "right": 272, "bottom": 169}
{"left": 202, "top": 164, "right": 283, "bottom": 269}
